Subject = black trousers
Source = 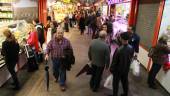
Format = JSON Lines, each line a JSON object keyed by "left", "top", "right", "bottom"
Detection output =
{"left": 90, "top": 65, "right": 104, "bottom": 90}
{"left": 6, "top": 62, "right": 19, "bottom": 87}
{"left": 80, "top": 29, "right": 85, "bottom": 35}
{"left": 112, "top": 73, "right": 129, "bottom": 96}
{"left": 27, "top": 57, "right": 38, "bottom": 72}
{"left": 148, "top": 63, "right": 162, "bottom": 86}
{"left": 69, "top": 19, "right": 72, "bottom": 27}
{"left": 64, "top": 23, "right": 69, "bottom": 32}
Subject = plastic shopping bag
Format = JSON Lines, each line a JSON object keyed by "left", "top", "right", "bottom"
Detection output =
{"left": 131, "top": 59, "right": 140, "bottom": 76}
{"left": 104, "top": 74, "right": 113, "bottom": 90}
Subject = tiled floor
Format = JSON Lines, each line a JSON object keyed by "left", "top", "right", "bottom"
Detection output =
{"left": 0, "top": 27, "right": 169, "bottom": 96}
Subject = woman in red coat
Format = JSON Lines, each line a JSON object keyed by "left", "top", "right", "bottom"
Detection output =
{"left": 26, "top": 24, "right": 39, "bottom": 72}
{"left": 27, "top": 24, "right": 40, "bottom": 53}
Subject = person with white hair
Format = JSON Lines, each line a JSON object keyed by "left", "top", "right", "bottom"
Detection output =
{"left": 88, "top": 30, "right": 110, "bottom": 92}
{"left": 45, "top": 27, "right": 73, "bottom": 91}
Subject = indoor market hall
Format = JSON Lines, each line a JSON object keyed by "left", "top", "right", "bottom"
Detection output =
{"left": 0, "top": 0, "right": 170, "bottom": 96}
{"left": 0, "top": 27, "right": 169, "bottom": 96}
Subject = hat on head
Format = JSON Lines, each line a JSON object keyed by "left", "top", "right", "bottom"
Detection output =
{"left": 120, "top": 32, "right": 130, "bottom": 40}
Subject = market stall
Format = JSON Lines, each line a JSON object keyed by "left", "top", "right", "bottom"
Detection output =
{"left": 107, "top": 0, "right": 131, "bottom": 38}
{"left": 51, "top": 1, "right": 76, "bottom": 23}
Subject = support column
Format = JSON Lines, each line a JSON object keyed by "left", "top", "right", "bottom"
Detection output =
{"left": 128, "top": 0, "right": 137, "bottom": 26}
{"left": 38, "top": 0, "right": 47, "bottom": 25}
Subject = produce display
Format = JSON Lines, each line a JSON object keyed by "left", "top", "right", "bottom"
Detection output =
{"left": 0, "top": 0, "right": 15, "bottom": 3}
{"left": 52, "top": 1, "right": 75, "bottom": 22}
{"left": 0, "top": 20, "right": 29, "bottom": 48}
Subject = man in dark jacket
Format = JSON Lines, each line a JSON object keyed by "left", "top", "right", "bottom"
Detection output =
{"left": 110, "top": 32, "right": 134, "bottom": 96}
{"left": 88, "top": 30, "right": 110, "bottom": 92}
{"left": 128, "top": 26, "right": 140, "bottom": 56}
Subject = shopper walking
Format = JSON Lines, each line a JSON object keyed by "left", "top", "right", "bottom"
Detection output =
{"left": 90, "top": 13, "right": 98, "bottom": 39}
{"left": 86, "top": 13, "right": 93, "bottom": 35}
{"left": 110, "top": 32, "right": 134, "bottom": 96}
{"left": 69, "top": 13, "right": 73, "bottom": 28}
{"left": 45, "top": 28, "right": 73, "bottom": 91}
{"left": 45, "top": 16, "right": 52, "bottom": 32}
{"left": 128, "top": 26, "right": 140, "bottom": 57}
{"left": 88, "top": 31, "right": 110, "bottom": 92}
{"left": 64, "top": 16, "right": 69, "bottom": 32}
{"left": 105, "top": 18, "right": 113, "bottom": 44}
{"left": 32, "top": 18, "right": 45, "bottom": 48}
{"left": 78, "top": 13, "right": 86, "bottom": 35}
{"left": 1, "top": 29, "right": 20, "bottom": 90}
{"left": 147, "top": 36, "right": 170, "bottom": 89}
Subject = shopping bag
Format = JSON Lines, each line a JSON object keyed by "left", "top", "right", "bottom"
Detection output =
{"left": 131, "top": 59, "right": 140, "bottom": 76}
{"left": 163, "top": 62, "right": 170, "bottom": 71}
{"left": 104, "top": 74, "right": 113, "bottom": 90}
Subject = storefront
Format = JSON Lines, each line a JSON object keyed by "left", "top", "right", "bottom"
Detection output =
{"left": 135, "top": 0, "right": 170, "bottom": 93}
{"left": 48, "top": 1, "right": 76, "bottom": 23}
{"left": 107, "top": 0, "right": 131, "bottom": 38}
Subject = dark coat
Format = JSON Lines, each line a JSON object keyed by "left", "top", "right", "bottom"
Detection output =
{"left": 129, "top": 33, "right": 140, "bottom": 53}
{"left": 111, "top": 44, "right": 134, "bottom": 75}
{"left": 1, "top": 41, "right": 20, "bottom": 64}
{"left": 79, "top": 17, "right": 86, "bottom": 30}
{"left": 36, "top": 23, "right": 45, "bottom": 44}
{"left": 88, "top": 39, "right": 110, "bottom": 68}
{"left": 151, "top": 43, "right": 170, "bottom": 65}
{"left": 63, "top": 48, "right": 75, "bottom": 71}
{"left": 106, "top": 21, "right": 113, "bottom": 34}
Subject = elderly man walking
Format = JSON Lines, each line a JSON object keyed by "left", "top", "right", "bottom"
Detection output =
{"left": 88, "top": 31, "right": 110, "bottom": 92}
{"left": 45, "top": 28, "right": 73, "bottom": 91}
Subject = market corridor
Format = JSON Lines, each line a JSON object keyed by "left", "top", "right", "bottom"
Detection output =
{"left": 0, "top": 27, "right": 169, "bottom": 96}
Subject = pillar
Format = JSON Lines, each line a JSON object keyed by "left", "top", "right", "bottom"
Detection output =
{"left": 128, "top": 0, "right": 138, "bottom": 27}
{"left": 38, "top": 0, "right": 47, "bottom": 25}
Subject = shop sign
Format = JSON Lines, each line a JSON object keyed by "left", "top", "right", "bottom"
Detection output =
{"left": 62, "top": 0, "right": 70, "bottom": 3}
{"left": 107, "top": 0, "right": 131, "bottom": 5}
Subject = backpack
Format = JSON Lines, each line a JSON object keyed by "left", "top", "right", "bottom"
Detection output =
{"left": 148, "top": 47, "right": 155, "bottom": 58}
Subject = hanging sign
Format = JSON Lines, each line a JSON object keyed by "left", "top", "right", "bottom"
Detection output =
{"left": 107, "top": 0, "right": 131, "bottom": 5}
{"left": 62, "top": 0, "right": 70, "bottom": 3}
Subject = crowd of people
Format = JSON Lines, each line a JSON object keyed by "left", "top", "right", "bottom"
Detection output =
{"left": 1, "top": 9, "right": 170, "bottom": 96}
